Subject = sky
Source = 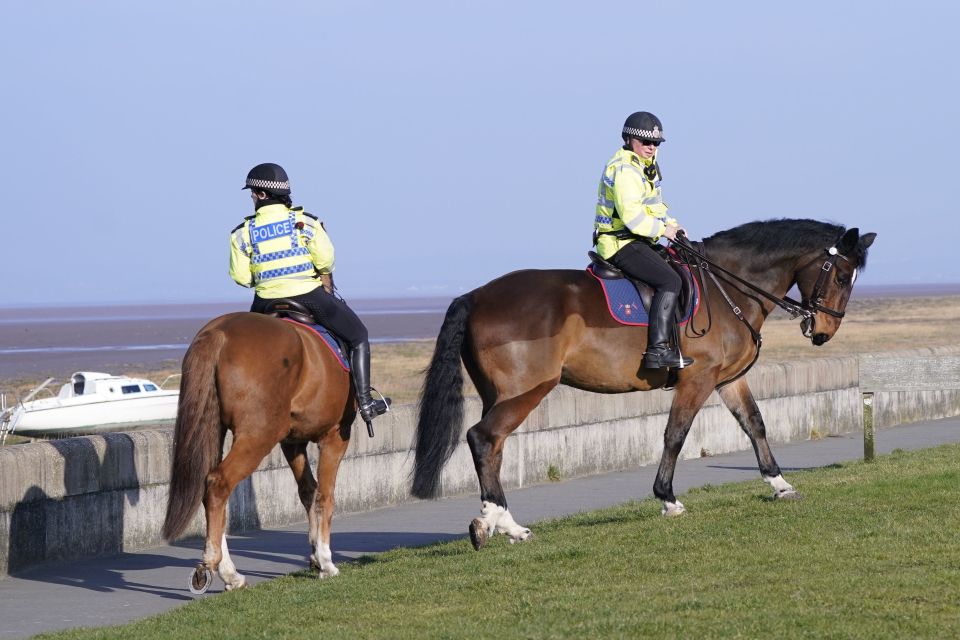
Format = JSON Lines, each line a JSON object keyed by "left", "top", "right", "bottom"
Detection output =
{"left": 2, "top": 1, "right": 957, "bottom": 306}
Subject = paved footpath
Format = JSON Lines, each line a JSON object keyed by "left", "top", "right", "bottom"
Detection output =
{"left": 2, "top": 417, "right": 959, "bottom": 639}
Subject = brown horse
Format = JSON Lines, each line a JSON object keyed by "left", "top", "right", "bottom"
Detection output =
{"left": 162, "top": 312, "right": 355, "bottom": 592}
{"left": 412, "top": 219, "right": 876, "bottom": 549}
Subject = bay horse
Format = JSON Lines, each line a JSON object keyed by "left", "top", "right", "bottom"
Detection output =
{"left": 412, "top": 219, "right": 876, "bottom": 549}
{"left": 162, "top": 312, "right": 355, "bottom": 592}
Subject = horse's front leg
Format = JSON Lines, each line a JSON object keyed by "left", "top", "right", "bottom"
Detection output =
{"left": 717, "top": 378, "right": 801, "bottom": 500}
{"left": 310, "top": 427, "right": 349, "bottom": 578}
{"left": 653, "top": 379, "right": 716, "bottom": 516}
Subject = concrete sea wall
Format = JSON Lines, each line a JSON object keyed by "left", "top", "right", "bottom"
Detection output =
{"left": 2, "top": 348, "right": 958, "bottom": 578}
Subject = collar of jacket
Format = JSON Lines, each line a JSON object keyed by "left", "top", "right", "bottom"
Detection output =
{"left": 617, "top": 146, "right": 656, "bottom": 167}
{"left": 254, "top": 203, "right": 291, "bottom": 216}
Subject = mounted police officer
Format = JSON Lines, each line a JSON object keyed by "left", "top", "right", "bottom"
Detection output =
{"left": 593, "top": 112, "right": 693, "bottom": 369}
{"left": 229, "top": 162, "right": 391, "bottom": 427}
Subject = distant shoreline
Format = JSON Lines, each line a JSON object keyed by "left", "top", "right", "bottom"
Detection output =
{"left": 2, "top": 284, "right": 960, "bottom": 315}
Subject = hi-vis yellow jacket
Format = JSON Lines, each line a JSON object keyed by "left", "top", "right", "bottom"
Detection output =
{"left": 593, "top": 147, "right": 677, "bottom": 259}
{"left": 229, "top": 203, "right": 335, "bottom": 298}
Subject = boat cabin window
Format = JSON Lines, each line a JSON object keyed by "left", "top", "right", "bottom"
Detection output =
{"left": 121, "top": 384, "right": 142, "bottom": 394}
{"left": 144, "top": 384, "right": 158, "bottom": 391}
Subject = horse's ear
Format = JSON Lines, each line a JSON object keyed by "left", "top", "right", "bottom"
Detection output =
{"left": 859, "top": 232, "right": 877, "bottom": 249}
{"left": 836, "top": 227, "right": 860, "bottom": 254}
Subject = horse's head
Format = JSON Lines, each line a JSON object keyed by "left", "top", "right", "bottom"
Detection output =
{"left": 794, "top": 227, "right": 876, "bottom": 345}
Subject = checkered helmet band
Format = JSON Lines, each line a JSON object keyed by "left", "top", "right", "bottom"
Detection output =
{"left": 622, "top": 126, "right": 663, "bottom": 140}
{"left": 245, "top": 178, "right": 290, "bottom": 191}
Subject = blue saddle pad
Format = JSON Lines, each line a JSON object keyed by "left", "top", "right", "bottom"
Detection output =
{"left": 586, "top": 264, "right": 699, "bottom": 326}
{"left": 281, "top": 319, "right": 350, "bottom": 370}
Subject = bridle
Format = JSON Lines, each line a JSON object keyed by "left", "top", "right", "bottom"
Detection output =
{"left": 798, "top": 247, "right": 850, "bottom": 319}
{"left": 669, "top": 234, "right": 855, "bottom": 386}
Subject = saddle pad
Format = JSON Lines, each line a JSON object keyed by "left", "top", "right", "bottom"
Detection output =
{"left": 281, "top": 318, "right": 351, "bottom": 371}
{"left": 586, "top": 264, "right": 699, "bottom": 326}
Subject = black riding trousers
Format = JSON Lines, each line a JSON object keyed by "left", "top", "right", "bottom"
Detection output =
{"left": 607, "top": 240, "right": 681, "bottom": 294}
{"left": 251, "top": 286, "right": 369, "bottom": 348}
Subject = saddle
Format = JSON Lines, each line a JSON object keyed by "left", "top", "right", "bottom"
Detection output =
{"left": 261, "top": 299, "right": 350, "bottom": 371}
{"left": 586, "top": 248, "right": 698, "bottom": 326}
{"left": 263, "top": 299, "right": 315, "bottom": 325}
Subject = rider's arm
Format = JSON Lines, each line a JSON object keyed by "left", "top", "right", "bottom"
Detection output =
{"left": 228, "top": 228, "right": 253, "bottom": 287}
{"left": 613, "top": 163, "right": 673, "bottom": 241}
{"left": 300, "top": 215, "right": 335, "bottom": 274}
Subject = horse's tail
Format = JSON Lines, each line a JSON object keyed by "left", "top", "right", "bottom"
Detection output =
{"left": 162, "top": 329, "right": 226, "bottom": 541}
{"left": 411, "top": 294, "right": 473, "bottom": 499}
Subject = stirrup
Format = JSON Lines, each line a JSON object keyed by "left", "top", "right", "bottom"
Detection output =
{"left": 359, "top": 389, "right": 391, "bottom": 438}
{"left": 643, "top": 347, "right": 693, "bottom": 370}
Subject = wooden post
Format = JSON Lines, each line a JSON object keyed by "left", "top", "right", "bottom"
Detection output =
{"left": 862, "top": 392, "right": 875, "bottom": 462}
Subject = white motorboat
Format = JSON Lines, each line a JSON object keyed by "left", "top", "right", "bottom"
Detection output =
{"left": 1, "top": 371, "right": 179, "bottom": 437}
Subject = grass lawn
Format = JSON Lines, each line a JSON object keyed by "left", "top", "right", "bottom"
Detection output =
{"left": 42, "top": 445, "right": 960, "bottom": 639}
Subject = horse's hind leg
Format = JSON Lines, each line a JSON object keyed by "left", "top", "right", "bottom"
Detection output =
{"left": 717, "top": 378, "right": 801, "bottom": 500}
{"left": 310, "top": 425, "right": 350, "bottom": 578}
{"left": 202, "top": 434, "right": 277, "bottom": 590}
{"left": 281, "top": 442, "right": 320, "bottom": 560}
{"left": 465, "top": 380, "right": 556, "bottom": 549}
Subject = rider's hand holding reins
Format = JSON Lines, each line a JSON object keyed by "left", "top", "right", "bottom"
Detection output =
{"left": 664, "top": 223, "right": 687, "bottom": 241}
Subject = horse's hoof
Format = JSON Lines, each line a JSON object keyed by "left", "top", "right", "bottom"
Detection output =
{"left": 317, "top": 565, "right": 340, "bottom": 579}
{"left": 469, "top": 518, "right": 488, "bottom": 551}
{"left": 188, "top": 563, "right": 213, "bottom": 595}
{"left": 775, "top": 490, "right": 803, "bottom": 501}
{"left": 224, "top": 577, "right": 247, "bottom": 591}
{"left": 508, "top": 529, "right": 533, "bottom": 544}
{"left": 661, "top": 501, "right": 686, "bottom": 517}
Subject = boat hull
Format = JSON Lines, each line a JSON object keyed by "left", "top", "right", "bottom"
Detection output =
{"left": 11, "top": 393, "right": 179, "bottom": 435}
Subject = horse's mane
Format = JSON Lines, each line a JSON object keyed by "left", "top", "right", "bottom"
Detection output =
{"left": 704, "top": 218, "right": 870, "bottom": 268}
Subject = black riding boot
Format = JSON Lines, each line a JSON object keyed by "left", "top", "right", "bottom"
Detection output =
{"left": 643, "top": 291, "right": 694, "bottom": 369}
{"left": 349, "top": 341, "right": 391, "bottom": 435}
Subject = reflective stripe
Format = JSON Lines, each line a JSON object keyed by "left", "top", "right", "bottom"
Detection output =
{"left": 602, "top": 174, "right": 614, "bottom": 187}
{"left": 641, "top": 194, "right": 662, "bottom": 205}
{"left": 256, "top": 262, "right": 315, "bottom": 282}
{"left": 247, "top": 219, "right": 261, "bottom": 255}
{"left": 597, "top": 196, "right": 615, "bottom": 209}
{"left": 251, "top": 247, "right": 310, "bottom": 264}
{"left": 287, "top": 211, "right": 297, "bottom": 248}
{"left": 232, "top": 228, "right": 249, "bottom": 253}
{"left": 595, "top": 214, "right": 613, "bottom": 225}
{"left": 618, "top": 162, "right": 647, "bottom": 179}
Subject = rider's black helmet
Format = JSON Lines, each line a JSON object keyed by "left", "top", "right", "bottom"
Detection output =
{"left": 242, "top": 162, "right": 291, "bottom": 196}
{"left": 622, "top": 112, "right": 665, "bottom": 143}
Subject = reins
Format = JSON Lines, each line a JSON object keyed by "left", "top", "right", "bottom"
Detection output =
{"left": 669, "top": 232, "right": 849, "bottom": 388}
{"left": 671, "top": 235, "right": 812, "bottom": 322}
